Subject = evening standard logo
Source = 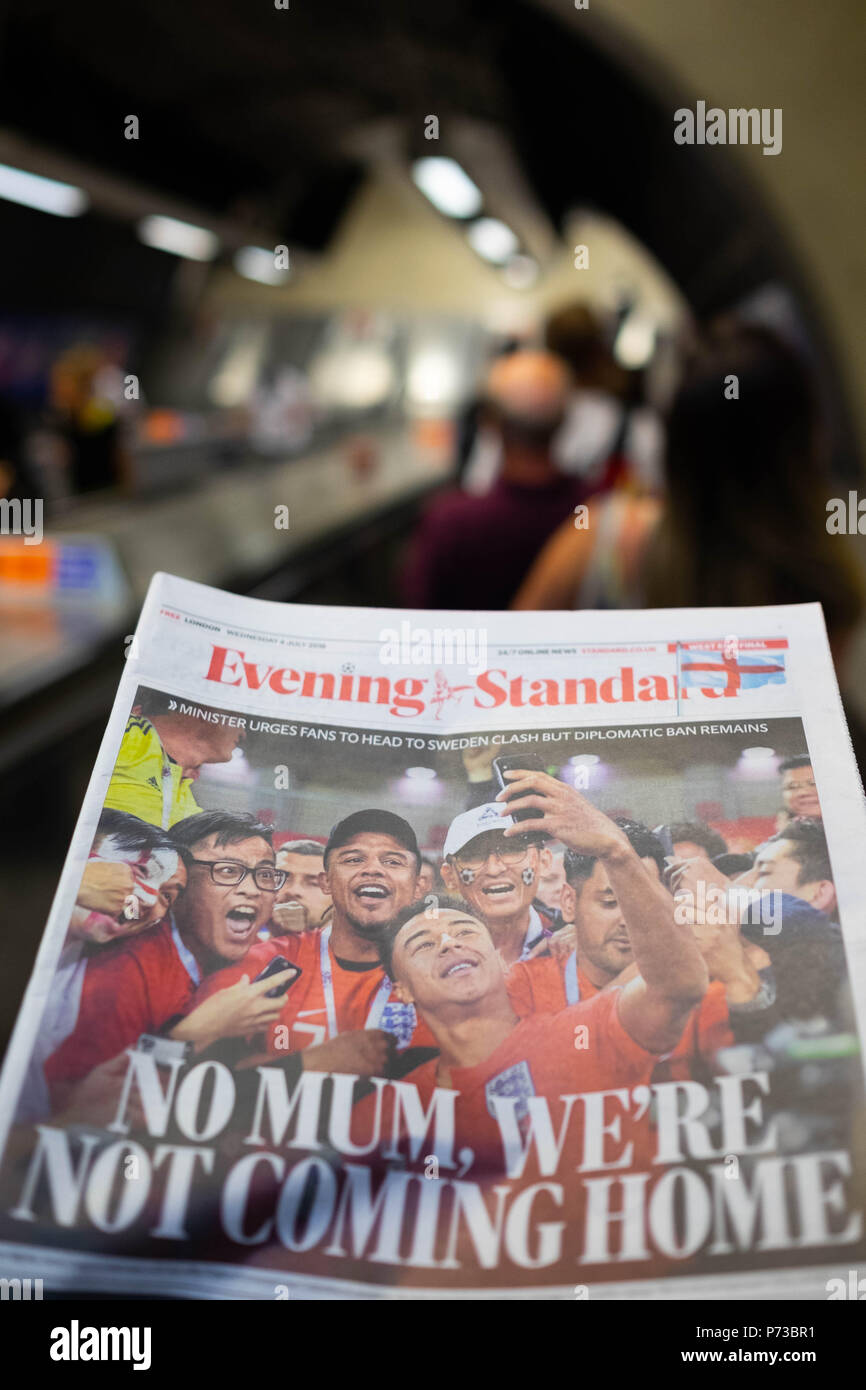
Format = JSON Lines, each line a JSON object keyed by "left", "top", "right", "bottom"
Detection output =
{"left": 203, "top": 642, "right": 790, "bottom": 720}
{"left": 50, "top": 1319, "right": 151, "bottom": 1370}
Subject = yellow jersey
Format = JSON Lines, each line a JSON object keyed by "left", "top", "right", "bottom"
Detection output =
{"left": 105, "top": 715, "right": 201, "bottom": 829}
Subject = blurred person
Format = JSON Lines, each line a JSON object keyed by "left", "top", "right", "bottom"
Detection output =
{"left": 514, "top": 322, "right": 865, "bottom": 667}
{"left": 536, "top": 843, "right": 567, "bottom": 916}
{"left": 192, "top": 810, "right": 435, "bottom": 1073}
{"left": 751, "top": 819, "right": 836, "bottom": 918}
{"left": 439, "top": 804, "right": 553, "bottom": 965}
{"left": 460, "top": 307, "right": 662, "bottom": 498}
{"left": 402, "top": 350, "right": 585, "bottom": 609}
{"left": 778, "top": 754, "right": 822, "bottom": 821}
{"left": 0, "top": 392, "right": 41, "bottom": 505}
{"left": 44, "top": 811, "right": 294, "bottom": 1100}
{"left": 416, "top": 855, "right": 440, "bottom": 899}
{"left": 668, "top": 820, "right": 728, "bottom": 861}
{"left": 668, "top": 818, "right": 846, "bottom": 1036}
{"left": 47, "top": 345, "right": 132, "bottom": 495}
{"left": 16, "top": 810, "right": 187, "bottom": 1123}
{"left": 454, "top": 335, "right": 524, "bottom": 494}
{"left": 545, "top": 301, "right": 663, "bottom": 494}
{"left": 269, "top": 838, "right": 331, "bottom": 935}
{"left": 106, "top": 692, "right": 244, "bottom": 829}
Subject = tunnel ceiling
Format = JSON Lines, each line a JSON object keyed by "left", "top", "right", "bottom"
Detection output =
{"left": 0, "top": 0, "right": 788, "bottom": 310}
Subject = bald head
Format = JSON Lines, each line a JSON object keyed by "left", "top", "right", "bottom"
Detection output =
{"left": 484, "top": 351, "right": 570, "bottom": 479}
{"left": 486, "top": 350, "right": 571, "bottom": 431}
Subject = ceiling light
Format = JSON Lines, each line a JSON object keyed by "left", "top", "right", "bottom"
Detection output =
{"left": 613, "top": 312, "right": 656, "bottom": 369}
{"left": 137, "top": 214, "right": 219, "bottom": 261}
{"left": 234, "top": 245, "right": 290, "bottom": 286}
{"left": 411, "top": 157, "right": 483, "bottom": 219}
{"left": 0, "top": 163, "right": 88, "bottom": 217}
{"left": 740, "top": 746, "right": 777, "bottom": 760}
{"left": 405, "top": 766, "right": 437, "bottom": 780}
{"left": 467, "top": 217, "right": 520, "bottom": 266}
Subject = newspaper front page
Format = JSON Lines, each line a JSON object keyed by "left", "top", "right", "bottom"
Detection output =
{"left": 0, "top": 572, "right": 863, "bottom": 1300}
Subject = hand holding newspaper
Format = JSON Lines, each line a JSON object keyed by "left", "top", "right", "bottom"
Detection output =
{"left": 0, "top": 572, "right": 863, "bottom": 1299}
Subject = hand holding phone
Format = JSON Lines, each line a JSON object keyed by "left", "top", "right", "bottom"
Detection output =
{"left": 492, "top": 753, "right": 548, "bottom": 822}
{"left": 253, "top": 955, "right": 302, "bottom": 998}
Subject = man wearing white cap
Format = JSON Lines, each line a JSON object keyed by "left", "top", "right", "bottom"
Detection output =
{"left": 440, "top": 803, "right": 553, "bottom": 967}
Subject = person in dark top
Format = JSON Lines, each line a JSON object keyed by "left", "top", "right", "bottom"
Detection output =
{"left": 48, "top": 346, "right": 130, "bottom": 495}
{"left": 401, "top": 349, "right": 586, "bottom": 610}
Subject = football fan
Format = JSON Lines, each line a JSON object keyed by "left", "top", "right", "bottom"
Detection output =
{"left": 440, "top": 803, "right": 553, "bottom": 964}
{"left": 191, "top": 809, "right": 436, "bottom": 1072}
{"left": 43, "top": 811, "right": 295, "bottom": 1103}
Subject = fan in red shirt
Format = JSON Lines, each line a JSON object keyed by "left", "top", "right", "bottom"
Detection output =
{"left": 507, "top": 819, "right": 739, "bottom": 1077}
{"left": 363, "top": 781, "right": 707, "bottom": 1151}
{"left": 191, "top": 810, "right": 437, "bottom": 1075}
{"left": 45, "top": 811, "right": 297, "bottom": 1106}
{"left": 364, "top": 842, "right": 707, "bottom": 1188}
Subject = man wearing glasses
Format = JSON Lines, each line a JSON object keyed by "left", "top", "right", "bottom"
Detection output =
{"left": 191, "top": 809, "right": 435, "bottom": 1077}
{"left": 439, "top": 803, "right": 554, "bottom": 966}
{"left": 44, "top": 811, "right": 295, "bottom": 1104}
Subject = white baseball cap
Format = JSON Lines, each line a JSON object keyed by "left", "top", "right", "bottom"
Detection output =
{"left": 443, "top": 803, "right": 516, "bottom": 859}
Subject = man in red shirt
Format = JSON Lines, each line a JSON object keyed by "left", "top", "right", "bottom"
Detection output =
{"left": 401, "top": 350, "right": 587, "bottom": 610}
{"left": 508, "top": 812, "right": 748, "bottom": 1073}
{"left": 191, "top": 810, "right": 436, "bottom": 1076}
{"left": 370, "top": 812, "right": 707, "bottom": 1182}
{"left": 45, "top": 810, "right": 295, "bottom": 1104}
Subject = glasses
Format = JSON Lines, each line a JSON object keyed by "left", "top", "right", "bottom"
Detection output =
{"left": 783, "top": 780, "right": 817, "bottom": 791}
{"left": 190, "top": 859, "right": 286, "bottom": 892}
{"left": 455, "top": 839, "right": 532, "bottom": 872}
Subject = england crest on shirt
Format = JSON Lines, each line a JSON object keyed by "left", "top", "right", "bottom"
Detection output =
{"left": 485, "top": 1060, "right": 536, "bottom": 1131}
{"left": 379, "top": 1000, "right": 417, "bottom": 1050}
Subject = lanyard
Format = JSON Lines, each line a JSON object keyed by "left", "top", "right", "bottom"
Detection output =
{"left": 565, "top": 950, "right": 579, "bottom": 1005}
{"left": 161, "top": 757, "right": 174, "bottom": 831}
{"left": 319, "top": 923, "right": 392, "bottom": 1040}
{"left": 519, "top": 906, "right": 545, "bottom": 962}
{"left": 171, "top": 919, "right": 202, "bottom": 988}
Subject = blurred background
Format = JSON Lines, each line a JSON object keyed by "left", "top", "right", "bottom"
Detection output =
{"left": 0, "top": 0, "right": 865, "bottom": 1039}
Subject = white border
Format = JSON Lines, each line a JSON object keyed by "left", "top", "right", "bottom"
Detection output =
{"left": 0, "top": 576, "right": 864, "bottom": 1299}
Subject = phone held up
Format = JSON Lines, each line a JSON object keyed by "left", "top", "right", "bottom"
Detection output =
{"left": 492, "top": 752, "right": 548, "bottom": 823}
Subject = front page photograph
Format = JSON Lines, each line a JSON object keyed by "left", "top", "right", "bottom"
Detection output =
{"left": 0, "top": 576, "right": 863, "bottom": 1300}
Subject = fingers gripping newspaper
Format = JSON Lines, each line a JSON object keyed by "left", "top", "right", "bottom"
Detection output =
{"left": 0, "top": 572, "right": 864, "bottom": 1300}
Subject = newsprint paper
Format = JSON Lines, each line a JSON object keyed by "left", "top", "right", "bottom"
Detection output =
{"left": 0, "top": 572, "right": 864, "bottom": 1301}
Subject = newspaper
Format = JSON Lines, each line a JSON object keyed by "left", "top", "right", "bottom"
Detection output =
{"left": 0, "top": 571, "right": 864, "bottom": 1301}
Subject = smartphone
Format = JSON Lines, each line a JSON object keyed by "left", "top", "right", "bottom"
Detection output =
{"left": 652, "top": 824, "right": 675, "bottom": 858}
{"left": 492, "top": 752, "right": 548, "bottom": 822}
{"left": 135, "top": 1033, "right": 193, "bottom": 1065}
{"left": 253, "top": 955, "right": 302, "bottom": 998}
